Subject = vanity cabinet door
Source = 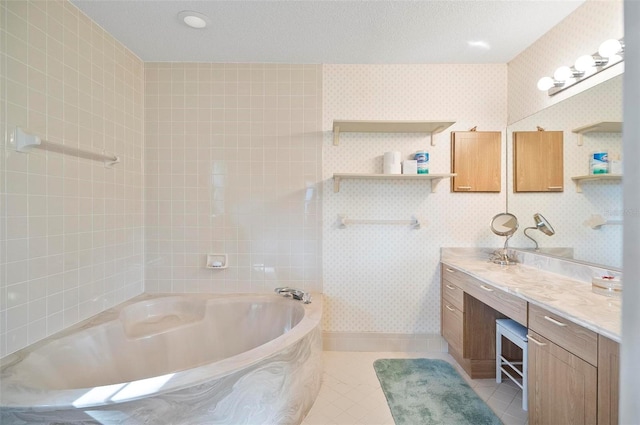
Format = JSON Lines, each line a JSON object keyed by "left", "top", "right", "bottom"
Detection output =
{"left": 451, "top": 131, "right": 501, "bottom": 192}
{"left": 513, "top": 131, "right": 563, "bottom": 192}
{"left": 597, "top": 336, "right": 620, "bottom": 425}
{"left": 441, "top": 297, "right": 464, "bottom": 353}
{"left": 528, "top": 331, "right": 597, "bottom": 425}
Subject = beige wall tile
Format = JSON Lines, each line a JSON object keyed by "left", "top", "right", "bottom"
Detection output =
{"left": 0, "top": 0, "right": 144, "bottom": 357}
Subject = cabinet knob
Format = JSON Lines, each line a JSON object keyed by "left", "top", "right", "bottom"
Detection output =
{"left": 480, "top": 285, "right": 495, "bottom": 292}
{"left": 457, "top": 186, "right": 472, "bottom": 191}
{"left": 445, "top": 284, "right": 456, "bottom": 290}
{"left": 445, "top": 304, "right": 456, "bottom": 312}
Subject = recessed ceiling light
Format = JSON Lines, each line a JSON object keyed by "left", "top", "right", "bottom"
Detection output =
{"left": 467, "top": 40, "right": 491, "bottom": 50}
{"left": 178, "top": 11, "right": 210, "bottom": 29}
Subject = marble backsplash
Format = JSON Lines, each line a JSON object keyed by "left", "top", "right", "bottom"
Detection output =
{"left": 441, "top": 247, "right": 622, "bottom": 285}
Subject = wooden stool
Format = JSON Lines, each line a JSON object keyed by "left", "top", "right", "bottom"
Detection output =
{"left": 496, "top": 318, "right": 528, "bottom": 411}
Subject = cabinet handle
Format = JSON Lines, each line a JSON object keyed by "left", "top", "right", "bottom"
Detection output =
{"left": 480, "top": 285, "right": 495, "bottom": 292}
{"left": 445, "top": 284, "right": 456, "bottom": 290}
{"left": 547, "top": 186, "right": 563, "bottom": 191}
{"left": 457, "top": 186, "right": 472, "bottom": 191}
{"left": 445, "top": 305, "right": 455, "bottom": 312}
{"left": 527, "top": 334, "right": 547, "bottom": 346}
{"left": 445, "top": 268, "right": 455, "bottom": 273}
{"left": 543, "top": 315, "right": 567, "bottom": 327}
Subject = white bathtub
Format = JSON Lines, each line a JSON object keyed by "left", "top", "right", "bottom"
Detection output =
{"left": 0, "top": 293, "right": 323, "bottom": 424}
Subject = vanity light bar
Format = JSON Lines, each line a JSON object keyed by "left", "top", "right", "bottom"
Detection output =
{"left": 537, "top": 38, "right": 624, "bottom": 96}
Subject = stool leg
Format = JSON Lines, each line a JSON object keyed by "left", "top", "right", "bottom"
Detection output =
{"left": 496, "top": 324, "right": 502, "bottom": 383}
{"left": 523, "top": 341, "right": 528, "bottom": 411}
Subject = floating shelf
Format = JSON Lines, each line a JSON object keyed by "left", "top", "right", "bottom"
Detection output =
{"left": 332, "top": 120, "right": 456, "bottom": 146}
{"left": 571, "top": 174, "right": 622, "bottom": 192}
{"left": 332, "top": 173, "right": 456, "bottom": 193}
{"left": 572, "top": 121, "right": 622, "bottom": 146}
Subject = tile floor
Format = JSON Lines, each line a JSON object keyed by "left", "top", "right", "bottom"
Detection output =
{"left": 302, "top": 351, "right": 528, "bottom": 425}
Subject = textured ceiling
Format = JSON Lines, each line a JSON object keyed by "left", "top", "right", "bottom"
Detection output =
{"left": 71, "top": 0, "right": 586, "bottom": 64}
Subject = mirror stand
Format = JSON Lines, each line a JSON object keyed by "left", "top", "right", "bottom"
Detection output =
{"left": 489, "top": 213, "right": 520, "bottom": 265}
{"left": 491, "top": 235, "right": 519, "bottom": 265}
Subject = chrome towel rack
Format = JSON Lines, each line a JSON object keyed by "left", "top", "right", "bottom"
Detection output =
{"left": 14, "top": 127, "right": 120, "bottom": 168}
{"left": 338, "top": 214, "right": 423, "bottom": 229}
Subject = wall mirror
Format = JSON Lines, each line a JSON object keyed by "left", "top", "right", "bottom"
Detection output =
{"left": 505, "top": 74, "right": 623, "bottom": 268}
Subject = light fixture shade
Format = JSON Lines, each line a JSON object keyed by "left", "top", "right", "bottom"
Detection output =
{"left": 537, "top": 77, "right": 556, "bottom": 91}
{"left": 553, "top": 66, "right": 573, "bottom": 82}
{"left": 575, "top": 55, "right": 596, "bottom": 72}
{"left": 178, "top": 10, "right": 210, "bottom": 29}
{"left": 598, "top": 39, "right": 622, "bottom": 58}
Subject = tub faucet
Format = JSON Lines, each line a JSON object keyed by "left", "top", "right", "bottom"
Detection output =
{"left": 274, "top": 287, "right": 311, "bottom": 304}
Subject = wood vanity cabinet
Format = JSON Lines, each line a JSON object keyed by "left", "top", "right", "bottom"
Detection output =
{"left": 441, "top": 263, "right": 620, "bottom": 425}
{"left": 451, "top": 131, "right": 501, "bottom": 192}
{"left": 513, "top": 130, "right": 564, "bottom": 192}
{"left": 441, "top": 264, "right": 523, "bottom": 379}
{"left": 528, "top": 330, "right": 597, "bottom": 425}
{"left": 528, "top": 304, "right": 598, "bottom": 424}
{"left": 597, "top": 336, "right": 620, "bottom": 425}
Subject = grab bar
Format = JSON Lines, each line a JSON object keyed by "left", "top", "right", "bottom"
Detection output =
{"left": 14, "top": 127, "right": 120, "bottom": 168}
{"left": 338, "top": 214, "right": 423, "bottom": 229}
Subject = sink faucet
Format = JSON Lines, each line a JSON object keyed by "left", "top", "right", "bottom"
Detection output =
{"left": 274, "top": 287, "right": 311, "bottom": 304}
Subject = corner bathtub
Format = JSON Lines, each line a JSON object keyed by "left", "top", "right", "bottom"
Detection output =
{"left": 0, "top": 293, "right": 323, "bottom": 425}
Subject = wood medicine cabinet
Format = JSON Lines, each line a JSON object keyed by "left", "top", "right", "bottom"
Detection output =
{"left": 513, "top": 130, "right": 563, "bottom": 192}
{"left": 451, "top": 131, "right": 501, "bottom": 192}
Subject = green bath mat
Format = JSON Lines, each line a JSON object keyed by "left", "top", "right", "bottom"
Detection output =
{"left": 373, "top": 358, "right": 502, "bottom": 425}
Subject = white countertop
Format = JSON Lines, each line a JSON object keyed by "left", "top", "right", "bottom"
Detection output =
{"left": 441, "top": 248, "right": 621, "bottom": 342}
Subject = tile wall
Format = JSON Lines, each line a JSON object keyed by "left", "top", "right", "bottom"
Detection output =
{"left": 143, "top": 63, "right": 322, "bottom": 295}
{"left": 0, "top": 0, "right": 144, "bottom": 357}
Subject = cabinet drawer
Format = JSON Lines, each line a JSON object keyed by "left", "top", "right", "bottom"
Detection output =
{"left": 442, "top": 300, "right": 464, "bottom": 352}
{"left": 442, "top": 264, "right": 474, "bottom": 290}
{"left": 528, "top": 303, "right": 598, "bottom": 366}
{"left": 463, "top": 279, "right": 527, "bottom": 326}
{"left": 441, "top": 279, "right": 464, "bottom": 312}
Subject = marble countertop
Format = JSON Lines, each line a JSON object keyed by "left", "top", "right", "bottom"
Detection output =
{"left": 440, "top": 248, "right": 621, "bottom": 342}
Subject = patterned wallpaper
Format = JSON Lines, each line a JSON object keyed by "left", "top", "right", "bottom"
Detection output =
{"left": 322, "top": 64, "right": 507, "bottom": 334}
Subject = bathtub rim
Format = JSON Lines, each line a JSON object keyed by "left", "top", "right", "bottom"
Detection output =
{"left": 0, "top": 292, "right": 322, "bottom": 411}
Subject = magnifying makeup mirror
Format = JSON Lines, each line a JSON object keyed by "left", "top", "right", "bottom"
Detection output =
{"left": 524, "top": 213, "right": 555, "bottom": 250}
{"left": 490, "top": 213, "right": 519, "bottom": 265}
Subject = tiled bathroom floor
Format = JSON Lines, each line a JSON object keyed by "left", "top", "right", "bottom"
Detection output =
{"left": 302, "top": 351, "right": 528, "bottom": 425}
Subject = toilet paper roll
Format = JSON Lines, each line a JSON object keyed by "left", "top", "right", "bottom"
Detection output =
{"left": 384, "top": 151, "right": 401, "bottom": 165}
{"left": 384, "top": 163, "right": 401, "bottom": 174}
{"left": 383, "top": 151, "right": 402, "bottom": 174}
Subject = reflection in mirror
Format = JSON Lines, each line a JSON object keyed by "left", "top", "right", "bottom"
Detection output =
{"left": 490, "top": 213, "right": 519, "bottom": 265}
{"left": 506, "top": 74, "right": 623, "bottom": 268}
{"left": 523, "top": 213, "right": 555, "bottom": 250}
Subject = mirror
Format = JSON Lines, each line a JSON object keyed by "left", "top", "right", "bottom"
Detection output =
{"left": 506, "top": 74, "right": 623, "bottom": 268}
{"left": 490, "top": 213, "right": 519, "bottom": 265}
{"left": 490, "top": 213, "right": 519, "bottom": 236}
{"left": 523, "top": 213, "right": 555, "bottom": 250}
